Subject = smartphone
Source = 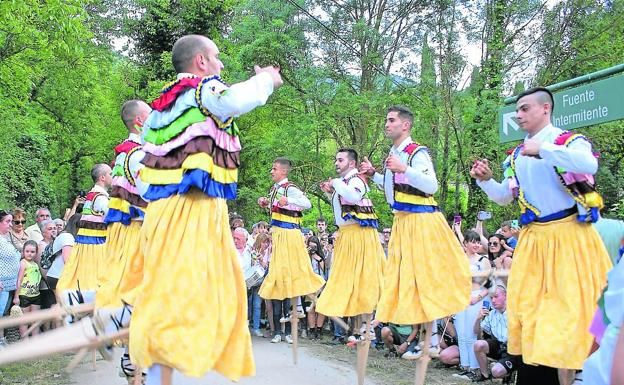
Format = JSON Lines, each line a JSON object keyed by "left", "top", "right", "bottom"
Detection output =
{"left": 477, "top": 211, "right": 492, "bottom": 221}
{"left": 453, "top": 215, "right": 462, "bottom": 224}
{"left": 482, "top": 300, "right": 490, "bottom": 309}
{"left": 79, "top": 190, "right": 86, "bottom": 198}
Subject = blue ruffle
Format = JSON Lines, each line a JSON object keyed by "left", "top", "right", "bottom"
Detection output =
{"left": 75, "top": 235, "right": 107, "bottom": 245}
{"left": 391, "top": 202, "right": 439, "bottom": 213}
{"left": 270, "top": 219, "right": 301, "bottom": 229}
{"left": 342, "top": 213, "right": 379, "bottom": 228}
{"left": 143, "top": 169, "right": 237, "bottom": 201}
{"left": 519, "top": 208, "right": 539, "bottom": 226}
{"left": 104, "top": 207, "right": 145, "bottom": 225}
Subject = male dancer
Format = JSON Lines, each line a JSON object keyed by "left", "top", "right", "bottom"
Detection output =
{"left": 470, "top": 87, "right": 611, "bottom": 385}
{"left": 360, "top": 105, "right": 471, "bottom": 385}
{"left": 56, "top": 163, "right": 113, "bottom": 300}
{"left": 317, "top": 148, "right": 385, "bottom": 384}
{"left": 95, "top": 99, "right": 151, "bottom": 381}
{"left": 257, "top": 157, "right": 325, "bottom": 361}
{"left": 125, "top": 34, "right": 282, "bottom": 385}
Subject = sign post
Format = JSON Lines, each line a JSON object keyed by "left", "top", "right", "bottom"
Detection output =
{"left": 499, "top": 67, "right": 624, "bottom": 143}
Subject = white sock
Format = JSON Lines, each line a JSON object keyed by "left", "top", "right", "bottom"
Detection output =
{"left": 430, "top": 321, "right": 439, "bottom": 347}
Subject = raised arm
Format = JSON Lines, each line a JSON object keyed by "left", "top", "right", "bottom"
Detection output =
{"left": 285, "top": 186, "right": 311, "bottom": 210}
{"left": 471, "top": 159, "right": 514, "bottom": 206}
{"left": 537, "top": 136, "right": 598, "bottom": 174}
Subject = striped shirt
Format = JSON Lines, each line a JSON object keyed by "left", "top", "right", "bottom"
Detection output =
{"left": 481, "top": 309, "right": 508, "bottom": 343}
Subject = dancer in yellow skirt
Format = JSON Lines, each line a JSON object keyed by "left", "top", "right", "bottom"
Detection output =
{"left": 317, "top": 148, "right": 385, "bottom": 385}
{"left": 93, "top": 99, "right": 151, "bottom": 381}
{"left": 126, "top": 35, "right": 282, "bottom": 384}
{"left": 57, "top": 163, "right": 113, "bottom": 301}
{"left": 317, "top": 148, "right": 385, "bottom": 320}
{"left": 359, "top": 105, "right": 471, "bottom": 384}
{"left": 471, "top": 87, "right": 611, "bottom": 385}
{"left": 258, "top": 157, "right": 325, "bottom": 351}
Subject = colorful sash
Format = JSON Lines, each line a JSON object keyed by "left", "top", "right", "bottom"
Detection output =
{"left": 337, "top": 174, "right": 378, "bottom": 228}
{"left": 76, "top": 190, "right": 108, "bottom": 245}
{"left": 391, "top": 142, "right": 438, "bottom": 213}
{"left": 269, "top": 182, "right": 303, "bottom": 229}
{"left": 105, "top": 140, "right": 147, "bottom": 225}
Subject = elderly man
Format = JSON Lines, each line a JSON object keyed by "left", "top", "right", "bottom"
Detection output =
{"left": 24, "top": 208, "right": 51, "bottom": 242}
{"left": 472, "top": 284, "right": 520, "bottom": 382}
{"left": 126, "top": 34, "right": 282, "bottom": 383}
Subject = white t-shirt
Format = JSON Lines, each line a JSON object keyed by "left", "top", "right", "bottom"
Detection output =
{"left": 47, "top": 233, "right": 75, "bottom": 279}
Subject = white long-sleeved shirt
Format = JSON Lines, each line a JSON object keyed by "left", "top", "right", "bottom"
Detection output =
{"left": 477, "top": 124, "right": 598, "bottom": 217}
{"left": 372, "top": 136, "right": 438, "bottom": 207}
{"left": 328, "top": 168, "right": 367, "bottom": 227}
{"left": 144, "top": 72, "right": 275, "bottom": 131}
{"left": 123, "top": 133, "right": 149, "bottom": 201}
{"left": 271, "top": 178, "right": 311, "bottom": 210}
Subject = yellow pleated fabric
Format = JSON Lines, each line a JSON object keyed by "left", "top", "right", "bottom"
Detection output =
{"left": 118, "top": 221, "right": 145, "bottom": 307}
{"left": 375, "top": 211, "right": 471, "bottom": 324}
{"left": 316, "top": 224, "right": 385, "bottom": 317}
{"left": 129, "top": 190, "right": 253, "bottom": 380}
{"left": 56, "top": 243, "right": 107, "bottom": 292}
{"left": 507, "top": 214, "right": 611, "bottom": 369}
{"left": 96, "top": 221, "right": 142, "bottom": 309}
{"left": 258, "top": 226, "right": 325, "bottom": 300}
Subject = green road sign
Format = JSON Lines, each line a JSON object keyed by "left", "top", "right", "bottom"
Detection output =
{"left": 499, "top": 72, "right": 624, "bottom": 143}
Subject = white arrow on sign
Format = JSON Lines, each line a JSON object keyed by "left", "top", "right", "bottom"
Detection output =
{"left": 502, "top": 111, "right": 520, "bottom": 135}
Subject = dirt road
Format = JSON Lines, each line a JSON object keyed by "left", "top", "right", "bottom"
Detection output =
{"left": 70, "top": 338, "right": 379, "bottom": 385}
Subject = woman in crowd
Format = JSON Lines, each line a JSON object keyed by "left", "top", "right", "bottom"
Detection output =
{"left": 452, "top": 230, "right": 491, "bottom": 381}
{"left": 36, "top": 219, "right": 57, "bottom": 323}
{"left": 0, "top": 209, "right": 21, "bottom": 347}
{"left": 14, "top": 240, "right": 42, "bottom": 337}
{"left": 487, "top": 234, "right": 513, "bottom": 270}
{"left": 306, "top": 236, "right": 326, "bottom": 340}
{"left": 6, "top": 208, "right": 29, "bottom": 253}
{"left": 46, "top": 213, "right": 80, "bottom": 295}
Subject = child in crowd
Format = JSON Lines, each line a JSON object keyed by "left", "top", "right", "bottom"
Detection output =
{"left": 14, "top": 240, "right": 42, "bottom": 337}
{"left": 500, "top": 220, "right": 519, "bottom": 250}
{"left": 250, "top": 233, "right": 271, "bottom": 337}
{"left": 306, "top": 236, "right": 326, "bottom": 340}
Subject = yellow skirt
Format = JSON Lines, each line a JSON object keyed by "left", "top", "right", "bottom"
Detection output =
{"left": 507, "top": 214, "right": 611, "bottom": 369}
{"left": 129, "top": 190, "right": 253, "bottom": 379}
{"left": 375, "top": 211, "right": 471, "bottom": 324}
{"left": 258, "top": 226, "right": 325, "bottom": 300}
{"left": 56, "top": 243, "right": 107, "bottom": 292}
{"left": 96, "top": 221, "right": 142, "bottom": 309}
{"left": 316, "top": 225, "right": 385, "bottom": 316}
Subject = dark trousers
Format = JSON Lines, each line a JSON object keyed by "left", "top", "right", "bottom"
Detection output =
{"left": 271, "top": 299, "right": 291, "bottom": 336}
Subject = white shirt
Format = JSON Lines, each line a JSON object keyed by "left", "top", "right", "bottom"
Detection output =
{"left": 272, "top": 178, "right": 311, "bottom": 209}
{"left": 90, "top": 184, "right": 110, "bottom": 217}
{"left": 372, "top": 136, "right": 438, "bottom": 207}
{"left": 123, "top": 133, "right": 149, "bottom": 201}
{"left": 480, "top": 308, "right": 508, "bottom": 343}
{"left": 25, "top": 224, "right": 43, "bottom": 242}
{"left": 328, "top": 168, "right": 367, "bottom": 227}
{"left": 237, "top": 246, "right": 252, "bottom": 272}
{"left": 477, "top": 124, "right": 598, "bottom": 217}
{"left": 47, "top": 232, "right": 75, "bottom": 279}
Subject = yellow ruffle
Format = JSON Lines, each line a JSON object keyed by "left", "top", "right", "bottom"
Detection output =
{"left": 108, "top": 197, "right": 131, "bottom": 213}
{"left": 375, "top": 211, "right": 471, "bottom": 324}
{"left": 316, "top": 225, "right": 385, "bottom": 316}
{"left": 129, "top": 190, "right": 253, "bottom": 379}
{"left": 96, "top": 221, "right": 142, "bottom": 309}
{"left": 507, "top": 214, "right": 611, "bottom": 369}
{"left": 56, "top": 243, "right": 107, "bottom": 292}
{"left": 270, "top": 211, "right": 302, "bottom": 225}
{"left": 258, "top": 227, "right": 325, "bottom": 299}
{"left": 394, "top": 192, "right": 438, "bottom": 206}
{"left": 77, "top": 228, "right": 108, "bottom": 238}
{"left": 141, "top": 153, "right": 238, "bottom": 185}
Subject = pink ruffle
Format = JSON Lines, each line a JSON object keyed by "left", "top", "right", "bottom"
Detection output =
{"left": 143, "top": 119, "right": 242, "bottom": 156}
{"left": 112, "top": 176, "right": 139, "bottom": 195}
{"left": 80, "top": 214, "right": 105, "bottom": 223}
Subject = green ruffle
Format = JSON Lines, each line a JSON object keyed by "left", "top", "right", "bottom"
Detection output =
{"left": 143, "top": 108, "right": 206, "bottom": 145}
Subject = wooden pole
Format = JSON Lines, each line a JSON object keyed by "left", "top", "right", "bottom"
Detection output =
{"left": 356, "top": 314, "right": 372, "bottom": 385}
{"left": 414, "top": 322, "right": 433, "bottom": 385}
{"left": 290, "top": 297, "right": 299, "bottom": 365}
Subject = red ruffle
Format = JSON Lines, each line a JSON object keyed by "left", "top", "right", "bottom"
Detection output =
{"left": 114, "top": 140, "right": 141, "bottom": 155}
{"left": 151, "top": 77, "right": 203, "bottom": 112}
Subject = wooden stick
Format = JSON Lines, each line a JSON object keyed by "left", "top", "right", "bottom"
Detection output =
{"left": 92, "top": 350, "right": 97, "bottom": 371}
{"left": 356, "top": 314, "right": 372, "bottom": 385}
{"left": 0, "top": 303, "right": 94, "bottom": 329}
{"left": 23, "top": 320, "right": 42, "bottom": 337}
{"left": 414, "top": 322, "right": 432, "bottom": 385}
{"left": 290, "top": 297, "right": 299, "bottom": 365}
{"left": 66, "top": 348, "right": 89, "bottom": 372}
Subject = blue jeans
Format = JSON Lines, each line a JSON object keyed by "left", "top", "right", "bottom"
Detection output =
{"left": 332, "top": 318, "right": 346, "bottom": 338}
{"left": 247, "top": 286, "right": 262, "bottom": 331}
{"left": 0, "top": 290, "right": 9, "bottom": 317}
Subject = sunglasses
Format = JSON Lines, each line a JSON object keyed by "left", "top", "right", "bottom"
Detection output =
{"left": 13, "top": 220, "right": 26, "bottom": 225}
{"left": 489, "top": 242, "right": 500, "bottom": 246}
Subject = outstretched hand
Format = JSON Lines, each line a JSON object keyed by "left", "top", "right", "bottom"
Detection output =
{"left": 358, "top": 156, "right": 376, "bottom": 177}
{"left": 470, "top": 159, "right": 493, "bottom": 181}
{"left": 257, "top": 197, "right": 269, "bottom": 208}
{"left": 254, "top": 65, "right": 284, "bottom": 89}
